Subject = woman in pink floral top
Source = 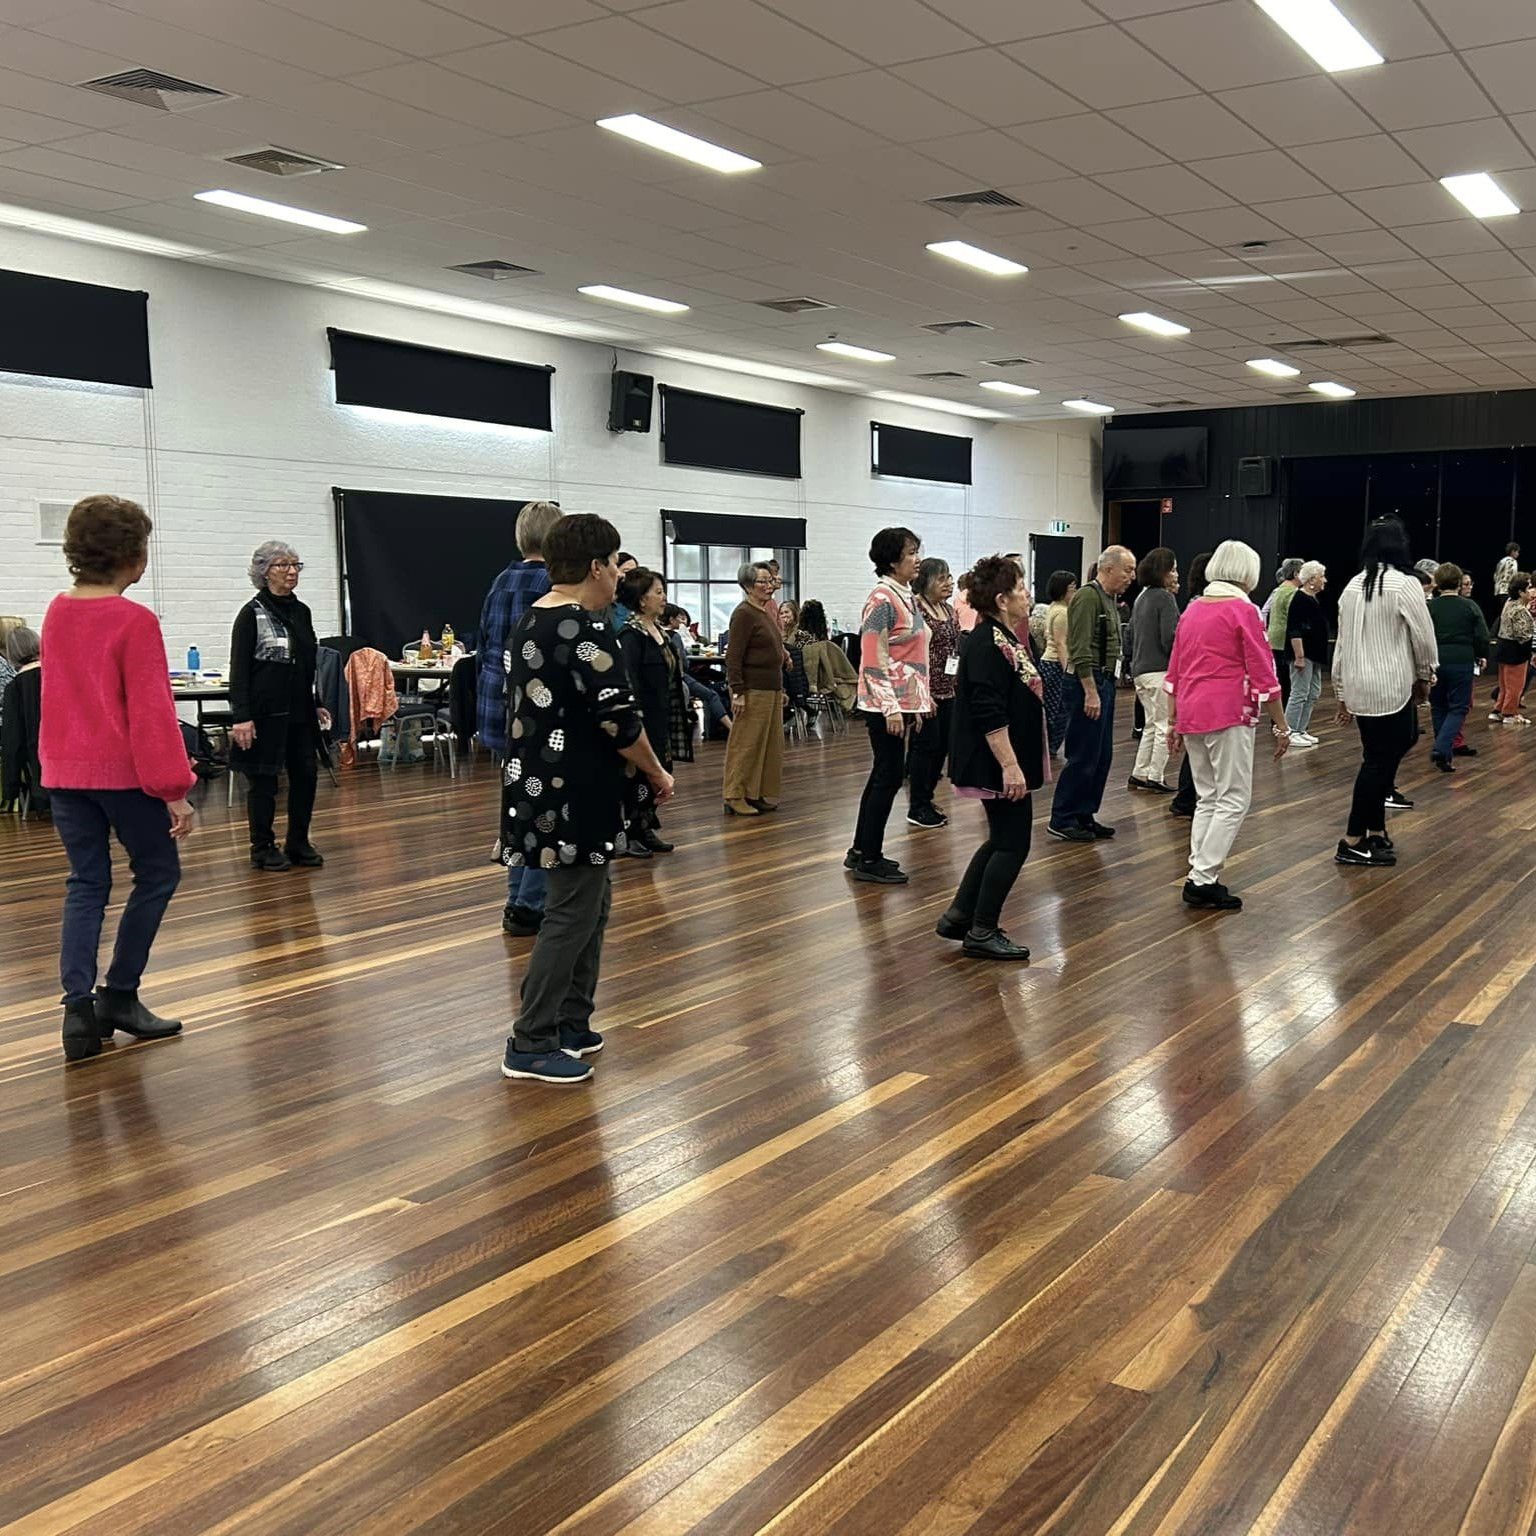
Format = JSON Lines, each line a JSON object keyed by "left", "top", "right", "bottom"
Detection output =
{"left": 847, "top": 527, "right": 931, "bottom": 884}
{"left": 1165, "top": 539, "right": 1291, "bottom": 912}
{"left": 906, "top": 557, "right": 960, "bottom": 830}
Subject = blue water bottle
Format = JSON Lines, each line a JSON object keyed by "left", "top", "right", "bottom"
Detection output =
{"left": 187, "top": 645, "right": 200, "bottom": 671}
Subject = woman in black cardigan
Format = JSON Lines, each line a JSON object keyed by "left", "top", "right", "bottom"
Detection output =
{"left": 936, "top": 555, "right": 1046, "bottom": 961}
{"left": 229, "top": 540, "right": 329, "bottom": 870}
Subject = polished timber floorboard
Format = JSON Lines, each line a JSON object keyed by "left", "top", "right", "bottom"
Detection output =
{"left": 6, "top": 709, "right": 1536, "bottom": 1535}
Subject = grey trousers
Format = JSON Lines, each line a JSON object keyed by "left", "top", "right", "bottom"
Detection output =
{"left": 510, "top": 862, "right": 613, "bottom": 1054}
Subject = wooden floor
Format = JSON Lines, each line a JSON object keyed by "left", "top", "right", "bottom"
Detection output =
{"left": 5, "top": 704, "right": 1536, "bottom": 1535}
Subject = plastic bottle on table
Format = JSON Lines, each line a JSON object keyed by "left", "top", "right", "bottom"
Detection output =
{"left": 187, "top": 645, "right": 200, "bottom": 671}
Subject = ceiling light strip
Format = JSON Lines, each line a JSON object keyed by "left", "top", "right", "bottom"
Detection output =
{"left": 596, "top": 114, "right": 760, "bottom": 174}
{"left": 194, "top": 189, "right": 365, "bottom": 233}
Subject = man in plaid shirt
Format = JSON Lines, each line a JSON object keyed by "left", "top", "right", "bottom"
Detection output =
{"left": 477, "top": 500, "right": 562, "bottom": 936}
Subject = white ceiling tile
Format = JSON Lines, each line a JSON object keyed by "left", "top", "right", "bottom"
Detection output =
{"left": 266, "top": 78, "right": 496, "bottom": 151}
{"left": 1324, "top": 0, "right": 1444, "bottom": 59}
{"left": 1254, "top": 194, "right": 1377, "bottom": 238}
{"left": 345, "top": 62, "right": 574, "bottom": 135}
{"left": 1164, "top": 206, "right": 1293, "bottom": 244}
{"left": 535, "top": 14, "right": 760, "bottom": 101}
{"left": 1, "top": 15, "right": 133, "bottom": 81}
{"left": 1307, "top": 230, "right": 1416, "bottom": 263}
{"left": 756, "top": 0, "right": 976, "bottom": 64}
{"left": 690, "top": 89, "right": 884, "bottom": 156}
{"left": 432, "top": 0, "right": 606, "bottom": 27}
{"left": 0, "top": 1, "right": 95, "bottom": 19}
{"left": 0, "top": 159, "right": 137, "bottom": 207}
{"left": 1188, "top": 150, "right": 1329, "bottom": 202}
{"left": 1004, "top": 27, "right": 1197, "bottom": 109}
{"left": 1126, "top": 1, "right": 1314, "bottom": 91}
{"left": 921, "top": 0, "right": 1100, "bottom": 43}
{"left": 637, "top": 0, "right": 864, "bottom": 85}
{"left": 1290, "top": 136, "right": 1429, "bottom": 193}
{"left": 1468, "top": 276, "right": 1536, "bottom": 302}
{"left": 885, "top": 49, "right": 1063, "bottom": 130}
{"left": 1215, "top": 76, "right": 1376, "bottom": 148}
{"left": 1417, "top": 0, "right": 1536, "bottom": 48}
{"left": 1396, "top": 220, "right": 1505, "bottom": 258}
{"left": 433, "top": 41, "right": 660, "bottom": 118}
{"left": 790, "top": 71, "right": 982, "bottom": 142}
{"left": 1434, "top": 249, "right": 1531, "bottom": 282}
{"left": 912, "top": 129, "right": 1070, "bottom": 187}
{"left": 1097, "top": 163, "right": 1232, "bottom": 214}
{"left": 1461, "top": 41, "right": 1536, "bottom": 116}
{"left": 1393, "top": 119, "right": 1533, "bottom": 179}
{"left": 1340, "top": 56, "right": 1497, "bottom": 132}
{"left": 1346, "top": 181, "right": 1467, "bottom": 226}
{"left": 271, "top": 0, "right": 505, "bottom": 54}
{"left": 1010, "top": 112, "right": 1166, "bottom": 174}
{"left": 1009, "top": 175, "right": 1151, "bottom": 224}
{"left": 1084, "top": 216, "right": 1207, "bottom": 255}
{"left": 0, "top": 100, "right": 80, "bottom": 142}
{"left": 1107, "top": 97, "right": 1267, "bottom": 161}
{"left": 0, "top": 142, "right": 194, "bottom": 198}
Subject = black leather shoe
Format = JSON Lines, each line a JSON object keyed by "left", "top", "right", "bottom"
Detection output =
{"left": 62, "top": 1000, "right": 102, "bottom": 1062}
{"left": 1453, "top": 744, "right": 1478, "bottom": 757}
{"left": 1169, "top": 803, "right": 1195, "bottom": 819}
{"left": 935, "top": 907, "right": 970, "bottom": 940}
{"left": 1047, "top": 823, "right": 1095, "bottom": 843}
{"left": 1429, "top": 754, "right": 1454, "bottom": 773}
{"left": 502, "top": 904, "right": 542, "bottom": 937}
{"left": 251, "top": 845, "right": 291, "bottom": 871}
{"left": 624, "top": 841, "right": 653, "bottom": 859}
{"left": 284, "top": 843, "right": 325, "bottom": 867}
{"left": 853, "top": 859, "right": 908, "bottom": 884}
{"left": 1085, "top": 819, "right": 1116, "bottom": 839}
{"left": 1182, "top": 880, "right": 1243, "bottom": 911}
{"left": 95, "top": 987, "right": 182, "bottom": 1040}
{"left": 962, "top": 928, "right": 1030, "bottom": 961}
{"left": 843, "top": 848, "right": 861, "bottom": 869}
{"left": 637, "top": 829, "right": 674, "bottom": 853}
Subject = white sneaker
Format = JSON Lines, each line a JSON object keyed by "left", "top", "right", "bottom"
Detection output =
{"left": 1489, "top": 712, "right": 1504, "bottom": 721}
{"left": 1288, "top": 734, "right": 1318, "bottom": 751}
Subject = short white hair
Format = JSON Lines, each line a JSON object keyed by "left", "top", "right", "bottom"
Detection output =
{"left": 1298, "top": 559, "right": 1326, "bottom": 585}
{"left": 1205, "top": 539, "right": 1261, "bottom": 593}
{"left": 249, "top": 540, "right": 299, "bottom": 589}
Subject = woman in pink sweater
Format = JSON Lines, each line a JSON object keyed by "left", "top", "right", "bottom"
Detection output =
{"left": 1165, "top": 539, "right": 1291, "bottom": 913}
{"left": 40, "top": 495, "right": 196, "bottom": 1062}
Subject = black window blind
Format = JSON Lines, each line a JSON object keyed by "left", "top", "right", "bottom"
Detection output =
{"left": 871, "top": 421, "right": 972, "bottom": 485}
{"left": 659, "top": 385, "right": 802, "bottom": 478}
{"left": 0, "top": 268, "right": 151, "bottom": 388}
{"left": 664, "top": 509, "right": 807, "bottom": 548}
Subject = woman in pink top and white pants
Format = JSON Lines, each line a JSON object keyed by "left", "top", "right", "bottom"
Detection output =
{"left": 1165, "top": 540, "right": 1291, "bottom": 912}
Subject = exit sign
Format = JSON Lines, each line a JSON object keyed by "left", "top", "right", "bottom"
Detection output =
{"left": 1048, "top": 519, "right": 1069, "bottom": 534}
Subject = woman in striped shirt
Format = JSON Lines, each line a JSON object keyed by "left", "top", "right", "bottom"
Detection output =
{"left": 1331, "top": 517, "right": 1439, "bottom": 868}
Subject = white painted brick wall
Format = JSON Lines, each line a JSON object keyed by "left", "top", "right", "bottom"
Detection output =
{"left": 0, "top": 226, "right": 1101, "bottom": 665}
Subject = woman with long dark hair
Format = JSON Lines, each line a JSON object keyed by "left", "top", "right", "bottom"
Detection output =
{"left": 905, "top": 557, "right": 959, "bottom": 829}
{"left": 1332, "top": 517, "right": 1438, "bottom": 867}
{"left": 1168, "top": 551, "right": 1212, "bottom": 820}
{"left": 1128, "top": 546, "right": 1179, "bottom": 792}
{"left": 1037, "top": 570, "right": 1076, "bottom": 756}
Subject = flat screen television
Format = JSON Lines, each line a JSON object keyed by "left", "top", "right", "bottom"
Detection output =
{"left": 1104, "top": 426, "right": 1209, "bottom": 490}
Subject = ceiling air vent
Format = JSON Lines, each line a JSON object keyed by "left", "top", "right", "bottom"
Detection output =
{"left": 985, "top": 357, "right": 1038, "bottom": 368}
{"left": 78, "top": 69, "right": 231, "bottom": 112}
{"left": 756, "top": 296, "right": 836, "bottom": 314}
{"left": 223, "top": 145, "right": 342, "bottom": 177}
{"left": 913, "top": 371, "right": 970, "bottom": 380}
{"left": 923, "top": 319, "right": 993, "bottom": 336}
{"left": 447, "top": 259, "right": 539, "bottom": 280}
{"left": 924, "top": 189, "right": 1026, "bottom": 212}
{"left": 1280, "top": 334, "right": 1393, "bottom": 351}
{"left": 37, "top": 501, "right": 70, "bottom": 545}
{"left": 1146, "top": 399, "right": 1197, "bottom": 408}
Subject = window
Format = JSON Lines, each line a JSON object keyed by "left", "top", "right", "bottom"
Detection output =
{"left": 663, "top": 540, "right": 799, "bottom": 641}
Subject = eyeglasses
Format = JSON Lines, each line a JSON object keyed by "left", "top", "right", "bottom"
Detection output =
{"left": 269, "top": 561, "right": 303, "bottom": 572}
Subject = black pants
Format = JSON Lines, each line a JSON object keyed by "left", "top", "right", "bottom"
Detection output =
{"left": 1171, "top": 751, "right": 1196, "bottom": 814}
{"left": 1347, "top": 703, "right": 1415, "bottom": 838}
{"left": 906, "top": 696, "right": 953, "bottom": 812}
{"left": 246, "top": 723, "right": 319, "bottom": 851}
{"left": 853, "top": 713, "right": 909, "bottom": 862}
{"left": 511, "top": 863, "right": 611, "bottom": 1054}
{"left": 951, "top": 797, "right": 1033, "bottom": 932}
{"left": 1273, "top": 652, "right": 1291, "bottom": 709}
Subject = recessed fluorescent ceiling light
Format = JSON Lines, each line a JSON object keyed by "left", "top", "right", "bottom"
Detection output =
{"left": 1440, "top": 172, "right": 1520, "bottom": 219}
{"left": 925, "top": 240, "right": 1028, "bottom": 276}
{"left": 577, "top": 284, "right": 688, "bottom": 314}
{"left": 597, "top": 114, "right": 760, "bottom": 174}
{"left": 979, "top": 380, "right": 1041, "bottom": 397}
{"left": 817, "top": 341, "right": 895, "bottom": 362}
{"left": 1064, "top": 399, "right": 1114, "bottom": 414}
{"left": 194, "top": 189, "right": 365, "bottom": 233}
{"left": 1119, "top": 311, "right": 1190, "bottom": 337}
{"left": 869, "top": 390, "right": 1007, "bottom": 420}
{"left": 1252, "top": 0, "right": 1382, "bottom": 72}
{"left": 1310, "top": 380, "right": 1356, "bottom": 397}
{"left": 1247, "top": 357, "right": 1301, "bottom": 376}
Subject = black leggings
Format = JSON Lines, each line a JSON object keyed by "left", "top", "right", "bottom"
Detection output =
{"left": 246, "top": 723, "right": 318, "bottom": 851}
{"left": 951, "top": 796, "right": 1033, "bottom": 932}
{"left": 853, "top": 713, "right": 909, "bottom": 861}
{"left": 906, "top": 696, "right": 953, "bottom": 811}
{"left": 1347, "top": 703, "right": 1415, "bottom": 838}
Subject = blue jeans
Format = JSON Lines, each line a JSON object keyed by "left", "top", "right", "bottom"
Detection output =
{"left": 1284, "top": 658, "right": 1324, "bottom": 734}
{"left": 1430, "top": 662, "right": 1475, "bottom": 758}
{"left": 506, "top": 862, "right": 548, "bottom": 913}
{"left": 50, "top": 789, "right": 181, "bottom": 1007}
{"left": 1052, "top": 671, "right": 1116, "bottom": 828}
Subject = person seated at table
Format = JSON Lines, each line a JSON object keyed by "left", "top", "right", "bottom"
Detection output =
{"left": 799, "top": 598, "right": 857, "bottom": 714}
{"left": 1, "top": 625, "right": 44, "bottom": 815}
{"left": 230, "top": 540, "right": 331, "bottom": 871}
{"left": 618, "top": 569, "right": 693, "bottom": 854}
{"left": 0, "top": 614, "right": 27, "bottom": 737}
{"left": 665, "top": 603, "right": 730, "bottom": 736}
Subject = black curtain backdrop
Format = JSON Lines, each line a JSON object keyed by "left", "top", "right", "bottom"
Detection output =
{"left": 1029, "top": 534, "right": 1083, "bottom": 604}
{"left": 871, "top": 421, "right": 972, "bottom": 484}
{"left": 335, "top": 488, "right": 529, "bottom": 651}
{"left": 659, "top": 385, "right": 803, "bottom": 477}
{"left": 0, "top": 268, "right": 151, "bottom": 387}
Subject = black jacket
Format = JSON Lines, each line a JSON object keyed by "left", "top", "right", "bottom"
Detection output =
{"left": 617, "top": 623, "right": 693, "bottom": 767}
{"left": 1, "top": 666, "right": 44, "bottom": 808}
{"left": 949, "top": 615, "right": 1046, "bottom": 795}
{"left": 229, "top": 590, "right": 319, "bottom": 775}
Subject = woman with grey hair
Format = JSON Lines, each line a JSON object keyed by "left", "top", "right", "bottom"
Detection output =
{"left": 1283, "top": 559, "right": 1328, "bottom": 745}
{"left": 905, "top": 556, "right": 958, "bottom": 828}
{"left": 230, "top": 540, "right": 329, "bottom": 870}
{"left": 720, "top": 558, "right": 785, "bottom": 816}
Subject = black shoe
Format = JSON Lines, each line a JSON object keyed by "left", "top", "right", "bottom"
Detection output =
{"left": 935, "top": 906, "right": 970, "bottom": 940}
{"left": 1383, "top": 789, "right": 1414, "bottom": 811}
{"left": 1169, "top": 802, "right": 1196, "bottom": 820}
{"left": 1452, "top": 744, "right": 1478, "bottom": 757}
{"left": 502, "top": 904, "right": 543, "bottom": 937}
{"left": 853, "top": 858, "right": 909, "bottom": 884}
{"left": 1367, "top": 833, "right": 1396, "bottom": 855}
{"left": 62, "top": 999, "right": 102, "bottom": 1062}
{"left": 1336, "top": 839, "right": 1395, "bottom": 867}
{"left": 1047, "top": 823, "right": 1095, "bottom": 843}
{"left": 251, "top": 844, "right": 291, "bottom": 871}
{"left": 94, "top": 987, "right": 182, "bottom": 1040}
{"left": 748, "top": 798, "right": 779, "bottom": 813}
{"left": 844, "top": 847, "right": 861, "bottom": 869}
{"left": 1429, "top": 754, "right": 1454, "bottom": 773}
{"left": 962, "top": 928, "right": 1030, "bottom": 961}
{"left": 1085, "top": 819, "right": 1116, "bottom": 839}
{"left": 637, "top": 829, "right": 674, "bottom": 853}
{"left": 906, "top": 805, "right": 947, "bottom": 829}
{"left": 623, "top": 841, "right": 653, "bottom": 859}
{"left": 284, "top": 843, "right": 325, "bottom": 867}
{"left": 1182, "top": 880, "right": 1243, "bottom": 911}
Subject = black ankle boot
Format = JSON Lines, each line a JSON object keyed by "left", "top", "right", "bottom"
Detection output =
{"left": 62, "top": 999, "right": 102, "bottom": 1062}
{"left": 94, "top": 987, "right": 183, "bottom": 1040}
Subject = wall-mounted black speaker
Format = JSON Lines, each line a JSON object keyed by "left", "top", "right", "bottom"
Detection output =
{"left": 1238, "top": 455, "right": 1274, "bottom": 497}
{"left": 608, "top": 370, "right": 654, "bottom": 433}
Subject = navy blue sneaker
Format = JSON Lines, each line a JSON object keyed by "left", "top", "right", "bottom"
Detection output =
{"left": 502, "top": 1047, "right": 593, "bottom": 1084}
{"left": 561, "top": 1029, "right": 604, "bottom": 1059}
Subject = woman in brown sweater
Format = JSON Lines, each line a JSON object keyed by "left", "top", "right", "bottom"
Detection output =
{"left": 721, "top": 559, "right": 786, "bottom": 815}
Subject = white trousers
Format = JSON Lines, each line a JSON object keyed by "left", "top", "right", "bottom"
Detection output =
{"left": 1186, "top": 724, "right": 1255, "bottom": 886}
{"left": 1132, "top": 671, "right": 1171, "bottom": 784}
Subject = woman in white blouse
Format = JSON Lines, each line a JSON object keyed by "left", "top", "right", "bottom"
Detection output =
{"left": 1331, "top": 517, "right": 1438, "bottom": 869}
